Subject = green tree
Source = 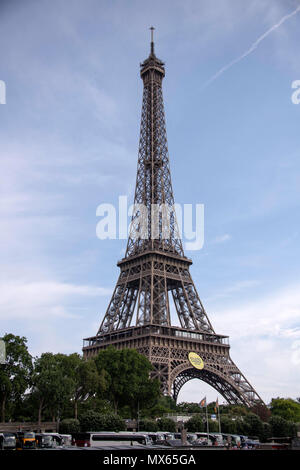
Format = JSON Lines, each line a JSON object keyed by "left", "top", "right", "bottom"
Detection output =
{"left": 220, "top": 416, "right": 237, "bottom": 434}
{"left": 235, "top": 417, "right": 248, "bottom": 436}
{"left": 32, "top": 353, "right": 74, "bottom": 425}
{"left": 144, "top": 396, "right": 177, "bottom": 418}
{"left": 221, "top": 404, "right": 248, "bottom": 417}
{"left": 65, "top": 353, "right": 107, "bottom": 419}
{"left": 270, "top": 398, "right": 300, "bottom": 423}
{"left": 186, "top": 414, "right": 205, "bottom": 432}
{"left": 0, "top": 333, "right": 32, "bottom": 421}
{"left": 12, "top": 392, "right": 36, "bottom": 422}
{"left": 59, "top": 418, "right": 80, "bottom": 434}
{"left": 139, "top": 419, "right": 159, "bottom": 432}
{"left": 261, "top": 422, "right": 272, "bottom": 442}
{"left": 207, "top": 419, "right": 219, "bottom": 432}
{"left": 79, "top": 397, "right": 114, "bottom": 417}
{"left": 94, "top": 347, "right": 160, "bottom": 414}
{"left": 176, "top": 402, "right": 202, "bottom": 414}
{"left": 269, "top": 415, "right": 297, "bottom": 438}
{"left": 243, "top": 413, "right": 264, "bottom": 440}
{"left": 79, "top": 410, "right": 125, "bottom": 432}
{"left": 157, "top": 417, "right": 176, "bottom": 432}
{"left": 250, "top": 403, "right": 271, "bottom": 422}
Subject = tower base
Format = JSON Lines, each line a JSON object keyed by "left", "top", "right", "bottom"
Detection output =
{"left": 83, "top": 324, "right": 263, "bottom": 407}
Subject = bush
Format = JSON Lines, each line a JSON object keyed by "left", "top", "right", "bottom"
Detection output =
{"left": 156, "top": 417, "right": 176, "bottom": 432}
{"left": 106, "top": 413, "right": 126, "bottom": 432}
{"left": 261, "top": 422, "right": 272, "bottom": 442}
{"left": 207, "top": 419, "right": 219, "bottom": 432}
{"left": 59, "top": 418, "right": 80, "bottom": 434}
{"left": 270, "top": 398, "right": 300, "bottom": 423}
{"left": 235, "top": 417, "right": 248, "bottom": 435}
{"left": 220, "top": 416, "right": 237, "bottom": 434}
{"left": 139, "top": 419, "right": 159, "bottom": 432}
{"left": 80, "top": 410, "right": 125, "bottom": 432}
{"left": 269, "top": 415, "right": 297, "bottom": 438}
{"left": 243, "top": 413, "right": 264, "bottom": 440}
{"left": 185, "top": 414, "right": 204, "bottom": 432}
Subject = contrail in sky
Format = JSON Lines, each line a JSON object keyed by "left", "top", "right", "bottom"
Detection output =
{"left": 202, "top": 4, "right": 300, "bottom": 89}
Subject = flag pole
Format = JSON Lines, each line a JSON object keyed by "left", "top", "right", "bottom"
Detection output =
{"left": 217, "top": 401, "right": 221, "bottom": 434}
{"left": 206, "top": 400, "right": 209, "bottom": 442}
{"left": 214, "top": 398, "right": 221, "bottom": 434}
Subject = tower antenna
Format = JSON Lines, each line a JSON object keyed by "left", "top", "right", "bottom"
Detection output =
{"left": 150, "top": 26, "right": 155, "bottom": 54}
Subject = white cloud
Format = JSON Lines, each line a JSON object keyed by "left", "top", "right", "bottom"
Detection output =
{"left": 211, "top": 233, "right": 232, "bottom": 244}
{"left": 212, "top": 283, "right": 300, "bottom": 339}
{"left": 202, "top": 4, "right": 300, "bottom": 88}
{"left": 0, "top": 280, "right": 112, "bottom": 320}
{"left": 205, "top": 279, "right": 260, "bottom": 302}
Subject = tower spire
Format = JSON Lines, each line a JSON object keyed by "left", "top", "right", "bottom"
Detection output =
{"left": 150, "top": 26, "right": 155, "bottom": 55}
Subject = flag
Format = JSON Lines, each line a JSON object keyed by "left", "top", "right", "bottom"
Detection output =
{"left": 214, "top": 398, "right": 219, "bottom": 413}
{"left": 199, "top": 397, "right": 206, "bottom": 408}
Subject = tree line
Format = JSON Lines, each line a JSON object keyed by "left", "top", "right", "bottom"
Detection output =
{"left": 0, "top": 334, "right": 161, "bottom": 424}
{"left": 0, "top": 333, "right": 299, "bottom": 440}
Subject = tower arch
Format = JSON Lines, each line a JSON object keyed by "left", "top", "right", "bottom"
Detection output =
{"left": 171, "top": 363, "right": 253, "bottom": 406}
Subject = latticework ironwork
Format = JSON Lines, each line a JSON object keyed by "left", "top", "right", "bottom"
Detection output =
{"left": 83, "top": 33, "right": 264, "bottom": 408}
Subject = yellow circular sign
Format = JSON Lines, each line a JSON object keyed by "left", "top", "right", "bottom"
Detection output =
{"left": 188, "top": 352, "right": 204, "bottom": 370}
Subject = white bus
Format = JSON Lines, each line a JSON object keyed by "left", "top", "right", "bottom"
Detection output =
{"left": 72, "top": 432, "right": 152, "bottom": 448}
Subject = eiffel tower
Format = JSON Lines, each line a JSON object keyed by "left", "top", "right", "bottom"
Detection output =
{"left": 83, "top": 29, "right": 264, "bottom": 408}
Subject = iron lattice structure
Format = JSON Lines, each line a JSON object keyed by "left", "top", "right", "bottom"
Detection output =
{"left": 83, "top": 34, "right": 264, "bottom": 408}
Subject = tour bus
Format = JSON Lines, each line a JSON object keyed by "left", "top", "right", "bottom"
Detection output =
{"left": 72, "top": 432, "right": 152, "bottom": 448}
{"left": 60, "top": 434, "right": 72, "bottom": 446}
{"left": 35, "top": 432, "right": 71, "bottom": 448}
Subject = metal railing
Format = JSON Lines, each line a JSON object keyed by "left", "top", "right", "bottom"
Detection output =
{"left": 83, "top": 324, "right": 229, "bottom": 348}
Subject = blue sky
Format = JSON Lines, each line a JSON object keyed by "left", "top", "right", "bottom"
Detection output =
{"left": 1, "top": 0, "right": 300, "bottom": 405}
